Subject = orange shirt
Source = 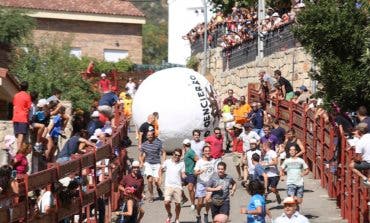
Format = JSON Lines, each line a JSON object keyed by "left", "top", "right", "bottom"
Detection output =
{"left": 233, "top": 107, "right": 247, "bottom": 124}
{"left": 12, "top": 91, "right": 31, "bottom": 123}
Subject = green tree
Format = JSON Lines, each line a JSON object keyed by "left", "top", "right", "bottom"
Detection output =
{"left": 10, "top": 38, "right": 99, "bottom": 111}
{"left": 0, "top": 8, "right": 35, "bottom": 45}
{"left": 143, "top": 22, "right": 168, "bottom": 64}
{"left": 293, "top": 0, "right": 369, "bottom": 111}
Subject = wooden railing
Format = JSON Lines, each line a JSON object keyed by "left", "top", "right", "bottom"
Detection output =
{"left": 248, "top": 83, "right": 369, "bottom": 223}
{"left": 0, "top": 103, "right": 128, "bottom": 223}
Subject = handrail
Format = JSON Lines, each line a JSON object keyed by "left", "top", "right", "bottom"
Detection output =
{"left": 0, "top": 103, "right": 128, "bottom": 222}
{"left": 248, "top": 83, "right": 369, "bottom": 223}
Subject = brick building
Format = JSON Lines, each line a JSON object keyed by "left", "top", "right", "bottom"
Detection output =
{"left": 0, "top": 0, "right": 145, "bottom": 63}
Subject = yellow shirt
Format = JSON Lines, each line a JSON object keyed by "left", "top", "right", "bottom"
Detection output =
{"left": 123, "top": 98, "right": 132, "bottom": 117}
{"left": 222, "top": 105, "right": 231, "bottom": 113}
{"left": 119, "top": 91, "right": 126, "bottom": 100}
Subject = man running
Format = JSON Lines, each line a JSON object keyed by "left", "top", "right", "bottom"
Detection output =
{"left": 183, "top": 139, "right": 198, "bottom": 210}
{"left": 159, "top": 148, "right": 185, "bottom": 223}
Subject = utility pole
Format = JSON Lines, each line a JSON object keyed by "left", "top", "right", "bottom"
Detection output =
{"left": 257, "top": 0, "right": 265, "bottom": 58}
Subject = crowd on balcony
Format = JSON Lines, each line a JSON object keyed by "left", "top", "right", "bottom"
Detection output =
{"left": 185, "top": 3, "right": 303, "bottom": 51}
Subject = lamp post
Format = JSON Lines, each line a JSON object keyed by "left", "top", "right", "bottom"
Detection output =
{"left": 257, "top": 0, "right": 265, "bottom": 58}
{"left": 202, "top": 0, "right": 207, "bottom": 76}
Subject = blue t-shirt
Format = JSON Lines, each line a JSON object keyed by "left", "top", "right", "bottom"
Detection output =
{"left": 248, "top": 109, "right": 264, "bottom": 129}
{"left": 247, "top": 194, "right": 266, "bottom": 223}
{"left": 253, "top": 163, "right": 265, "bottom": 183}
{"left": 58, "top": 136, "right": 80, "bottom": 158}
{"left": 99, "top": 92, "right": 118, "bottom": 107}
{"left": 50, "top": 115, "right": 63, "bottom": 138}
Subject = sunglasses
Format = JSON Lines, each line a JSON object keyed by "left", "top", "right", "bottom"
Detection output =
{"left": 174, "top": 154, "right": 181, "bottom": 157}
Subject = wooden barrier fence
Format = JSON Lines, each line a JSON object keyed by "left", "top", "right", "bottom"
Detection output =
{"left": 0, "top": 103, "right": 129, "bottom": 223}
{"left": 248, "top": 83, "right": 369, "bottom": 223}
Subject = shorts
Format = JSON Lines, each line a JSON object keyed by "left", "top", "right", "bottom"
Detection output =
{"left": 354, "top": 161, "right": 370, "bottom": 171}
{"left": 232, "top": 153, "right": 243, "bottom": 166}
{"left": 210, "top": 200, "right": 230, "bottom": 218}
{"left": 98, "top": 105, "right": 113, "bottom": 118}
{"left": 144, "top": 162, "right": 160, "bottom": 178}
{"left": 164, "top": 186, "right": 182, "bottom": 203}
{"left": 267, "top": 176, "right": 280, "bottom": 189}
{"left": 183, "top": 174, "right": 197, "bottom": 185}
{"left": 195, "top": 182, "right": 207, "bottom": 198}
{"left": 287, "top": 184, "right": 304, "bottom": 198}
{"left": 13, "top": 122, "right": 29, "bottom": 135}
{"left": 56, "top": 156, "right": 70, "bottom": 164}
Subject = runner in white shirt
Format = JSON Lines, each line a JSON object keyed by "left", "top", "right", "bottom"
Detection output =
{"left": 261, "top": 141, "right": 282, "bottom": 204}
{"left": 194, "top": 145, "right": 215, "bottom": 223}
{"left": 240, "top": 123, "right": 261, "bottom": 152}
{"left": 159, "top": 148, "right": 185, "bottom": 223}
{"left": 191, "top": 129, "right": 206, "bottom": 158}
{"left": 125, "top": 77, "right": 136, "bottom": 97}
{"left": 245, "top": 139, "right": 262, "bottom": 181}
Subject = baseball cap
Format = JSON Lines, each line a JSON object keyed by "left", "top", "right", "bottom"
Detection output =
{"left": 104, "top": 128, "right": 113, "bottom": 136}
{"left": 94, "top": 128, "right": 103, "bottom": 136}
{"left": 132, "top": 160, "right": 140, "bottom": 167}
{"left": 91, "top": 111, "right": 99, "bottom": 118}
{"left": 183, "top": 139, "right": 191, "bottom": 145}
{"left": 282, "top": 196, "right": 297, "bottom": 204}
{"left": 101, "top": 73, "right": 106, "bottom": 77}
{"left": 272, "top": 12, "right": 279, "bottom": 17}
{"left": 249, "top": 139, "right": 257, "bottom": 144}
{"left": 89, "top": 135, "right": 98, "bottom": 142}
{"left": 37, "top": 99, "right": 48, "bottom": 108}
{"left": 234, "top": 123, "right": 243, "bottom": 129}
{"left": 299, "top": 85, "right": 308, "bottom": 91}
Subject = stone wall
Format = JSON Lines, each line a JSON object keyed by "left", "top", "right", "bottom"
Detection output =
{"left": 197, "top": 46, "right": 313, "bottom": 100}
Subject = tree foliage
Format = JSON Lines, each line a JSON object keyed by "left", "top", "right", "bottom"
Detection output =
{"left": 293, "top": 0, "right": 369, "bottom": 111}
{"left": 0, "top": 8, "right": 35, "bottom": 45}
{"left": 10, "top": 39, "right": 99, "bottom": 111}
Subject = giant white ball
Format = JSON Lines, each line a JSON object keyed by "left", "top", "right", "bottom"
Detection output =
{"left": 132, "top": 67, "right": 220, "bottom": 152}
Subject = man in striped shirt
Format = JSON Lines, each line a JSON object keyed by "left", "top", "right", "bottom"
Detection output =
{"left": 139, "top": 131, "right": 166, "bottom": 202}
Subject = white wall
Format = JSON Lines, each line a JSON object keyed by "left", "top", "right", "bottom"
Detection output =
{"left": 168, "top": 0, "right": 212, "bottom": 65}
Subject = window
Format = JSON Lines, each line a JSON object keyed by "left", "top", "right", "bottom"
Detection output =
{"left": 104, "top": 49, "right": 128, "bottom": 62}
{"left": 70, "top": 47, "right": 82, "bottom": 59}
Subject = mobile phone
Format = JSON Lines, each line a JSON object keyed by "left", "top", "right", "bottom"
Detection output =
{"left": 11, "top": 170, "right": 17, "bottom": 179}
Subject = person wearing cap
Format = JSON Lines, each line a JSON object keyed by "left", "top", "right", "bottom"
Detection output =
{"left": 280, "top": 146, "right": 309, "bottom": 205}
{"left": 125, "top": 77, "right": 136, "bottom": 98}
{"left": 227, "top": 123, "right": 245, "bottom": 181}
{"left": 274, "top": 70, "right": 294, "bottom": 101}
{"left": 115, "top": 186, "right": 139, "bottom": 223}
{"left": 293, "top": 85, "right": 310, "bottom": 104}
{"left": 274, "top": 197, "right": 309, "bottom": 223}
{"left": 159, "top": 148, "right": 185, "bottom": 223}
{"left": 271, "top": 12, "right": 282, "bottom": 29}
{"left": 87, "top": 110, "right": 104, "bottom": 137}
{"left": 31, "top": 98, "right": 50, "bottom": 153}
{"left": 182, "top": 138, "right": 198, "bottom": 210}
{"left": 349, "top": 123, "right": 370, "bottom": 187}
{"left": 119, "top": 160, "right": 145, "bottom": 223}
{"left": 245, "top": 139, "right": 262, "bottom": 182}
{"left": 56, "top": 131, "right": 94, "bottom": 164}
{"left": 98, "top": 73, "right": 111, "bottom": 94}
{"left": 194, "top": 145, "right": 215, "bottom": 223}
{"left": 247, "top": 102, "right": 265, "bottom": 137}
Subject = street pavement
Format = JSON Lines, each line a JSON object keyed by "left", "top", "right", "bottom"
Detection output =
{"left": 120, "top": 130, "right": 346, "bottom": 223}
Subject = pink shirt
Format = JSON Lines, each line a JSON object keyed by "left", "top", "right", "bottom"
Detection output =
{"left": 14, "top": 153, "right": 28, "bottom": 174}
{"left": 205, "top": 135, "right": 224, "bottom": 159}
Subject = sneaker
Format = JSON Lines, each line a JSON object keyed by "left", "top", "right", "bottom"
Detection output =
{"left": 165, "top": 213, "right": 172, "bottom": 223}
{"left": 157, "top": 188, "right": 164, "bottom": 199}
{"left": 33, "top": 143, "right": 44, "bottom": 153}
{"left": 190, "top": 204, "right": 195, "bottom": 210}
{"left": 175, "top": 220, "right": 180, "bottom": 223}
{"left": 363, "top": 179, "right": 370, "bottom": 187}
{"left": 276, "top": 193, "right": 282, "bottom": 204}
{"left": 203, "top": 213, "right": 209, "bottom": 223}
{"left": 196, "top": 215, "right": 201, "bottom": 223}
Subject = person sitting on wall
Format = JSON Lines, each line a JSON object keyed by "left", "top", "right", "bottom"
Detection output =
{"left": 349, "top": 123, "right": 370, "bottom": 187}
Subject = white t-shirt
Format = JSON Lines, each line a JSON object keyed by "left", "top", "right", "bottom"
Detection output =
{"left": 191, "top": 140, "right": 205, "bottom": 158}
{"left": 262, "top": 150, "right": 279, "bottom": 177}
{"left": 355, "top": 133, "right": 370, "bottom": 162}
{"left": 194, "top": 158, "right": 215, "bottom": 184}
{"left": 281, "top": 157, "right": 308, "bottom": 186}
{"left": 162, "top": 159, "right": 185, "bottom": 189}
{"left": 246, "top": 149, "right": 262, "bottom": 174}
{"left": 38, "top": 191, "right": 54, "bottom": 213}
{"left": 125, "top": 82, "right": 136, "bottom": 96}
{"left": 240, "top": 130, "right": 261, "bottom": 152}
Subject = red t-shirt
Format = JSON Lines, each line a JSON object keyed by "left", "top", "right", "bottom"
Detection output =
{"left": 230, "top": 132, "right": 244, "bottom": 153}
{"left": 98, "top": 113, "right": 109, "bottom": 124}
{"left": 120, "top": 173, "right": 144, "bottom": 200}
{"left": 205, "top": 135, "right": 224, "bottom": 159}
{"left": 12, "top": 91, "right": 31, "bottom": 123}
{"left": 99, "top": 79, "right": 111, "bottom": 92}
{"left": 14, "top": 153, "right": 28, "bottom": 174}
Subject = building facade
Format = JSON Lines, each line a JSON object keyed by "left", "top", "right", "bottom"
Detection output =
{"left": 0, "top": 0, "right": 145, "bottom": 63}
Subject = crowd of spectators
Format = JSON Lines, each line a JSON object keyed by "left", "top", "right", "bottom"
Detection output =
{"left": 185, "top": 3, "right": 303, "bottom": 51}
